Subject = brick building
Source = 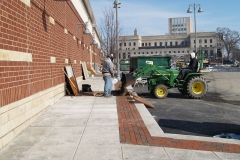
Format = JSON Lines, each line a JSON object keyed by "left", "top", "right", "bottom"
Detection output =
{"left": 0, "top": 0, "right": 102, "bottom": 148}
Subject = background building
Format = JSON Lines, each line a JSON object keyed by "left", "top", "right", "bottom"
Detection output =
{"left": 119, "top": 17, "right": 222, "bottom": 62}
{"left": 168, "top": 17, "right": 192, "bottom": 35}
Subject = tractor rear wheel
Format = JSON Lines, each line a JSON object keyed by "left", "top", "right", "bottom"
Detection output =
{"left": 154, "top": 84, "right": 168, "bottom": 99}
{"left": 186, "top": 76, "right": 208, "bottom": 99}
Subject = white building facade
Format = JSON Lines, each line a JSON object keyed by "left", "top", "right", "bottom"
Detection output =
{"left": 119, "top": 29, "right": 222, "bottom": 61}
{"left": 168, "top": 17, "right": 192, "bottom": 35}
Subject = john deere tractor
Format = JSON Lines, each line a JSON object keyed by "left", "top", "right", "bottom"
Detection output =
{"left": 121, "top": 52, "right": 208, "bottom": 99}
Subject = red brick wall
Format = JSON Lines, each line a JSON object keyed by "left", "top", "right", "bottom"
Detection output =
{"left": 0, "top": 0, "right": 101, "bottom": 107}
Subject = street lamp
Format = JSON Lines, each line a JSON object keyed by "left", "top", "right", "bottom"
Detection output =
{"left": 221, "top": 44, "right": 224, "bottom": 65}
{"left": 187, "top": 4, "right": 203, "bottom": 53}
{"left": 113, "top": 0, "right": 121, "bottom": 80}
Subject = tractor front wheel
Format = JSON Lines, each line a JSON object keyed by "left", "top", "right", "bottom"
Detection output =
{"left": 154, "top": 84, "right": 168, "bottom": 99}
{"left": 186, "top": 77, "right": 208, "bottom": 99}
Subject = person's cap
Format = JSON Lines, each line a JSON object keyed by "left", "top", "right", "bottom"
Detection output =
{"left": 190, "top": 52, "right": 195, "bottom": 58}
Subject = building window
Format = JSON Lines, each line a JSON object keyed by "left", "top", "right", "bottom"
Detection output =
{"left": 119, "top": 53, "right": 121, "bottom": 59}
{"left": 194, "top": 40, "right": 195, "bottom": 44}
{"left": 154, "top": 42, "right": 157, "bottom": 46}
{"left": 210, "top": 45, "right": 212, "bottom": 47}
{"left": 124, "top": 43, "right": 126, "bottom": 46}
{"left": 134, "top": 52, "right": 136, "bottom": 54}
{"left": 142, "top": 43, "right": 144, "bottom": 46}
{"left": 210, "top": 39, "right": 212, "bottom": 43}
{"left": 133, "top": 42, "right": 136, "bottom": 46}
{"left": 182, "top": 51, "right": 184, "bottom": 53}
{"left": 178, "top": 51, "right": 180, "bottom": 53}
{"left": 170, "top": 42, "right": 172, "bottom": 46}
{"left": 149, "top": 43, "right": 151, "bottom": 46}
{"left": 123, "top": 53, "right": 126, "bottom": 59}
{"left": 169, "top": 51, "right": 171, "bottom": 53}
{"left": 151, "top": 52, "right": 153, "bottom": 54}
{"left": 160, "top": 42, "right": 162, "bottom": 46}
{"left": 120, "top": 43, "right": 122, "bottom": 47}
{"left": 138, "top": 52, "right": 140, "bottom": 54}
{"left": 145, "top": 43, "right": 147, "bottom": 46}
{"left": 146, "top": 52, "right": 149, "bottom": 54}
{"left": 128, "top": 53, "right": 130, "bottom": 58}
{"left": 142, "top": 52, "right": 145, "bottom": 54}
{"left": 204, "top": 39, "right": 207, "bottom": 43}
{"left": 175, "top": 41, "right": 178, "bottom": 46}
{"left": 129, "top": 42, "right": 131, "bottom": 46}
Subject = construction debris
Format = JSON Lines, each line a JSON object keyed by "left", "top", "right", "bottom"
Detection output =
{"left": 129, "top": 92, "right": 155, "bottom": 109}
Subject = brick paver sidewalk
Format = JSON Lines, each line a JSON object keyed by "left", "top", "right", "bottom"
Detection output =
{"left": 116, "top": 96, "right": 240, "bottom": 153}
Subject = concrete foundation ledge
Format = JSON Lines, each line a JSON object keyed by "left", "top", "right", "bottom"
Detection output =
{"left": 0, "top": 83, "right": 65, "bottom": 149}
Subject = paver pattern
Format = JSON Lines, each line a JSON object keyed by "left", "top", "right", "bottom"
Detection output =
{"left": 116, "top": 96, "right": 240, "bottom": 153}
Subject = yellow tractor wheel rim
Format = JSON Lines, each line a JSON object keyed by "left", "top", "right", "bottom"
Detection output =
{"left": 192, "top": 82, "right": 204, "bottom": 94}
{"left": 156, "top": 87, "right": 167, "bottom": 97}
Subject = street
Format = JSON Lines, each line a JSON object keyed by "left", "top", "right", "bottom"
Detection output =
{"left": 133, "top": 66, "right": 240, "bottom": 138}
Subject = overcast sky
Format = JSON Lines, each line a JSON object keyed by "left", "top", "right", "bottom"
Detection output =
{"left": 89, "top": 0, "right": 240, "bottom": 36}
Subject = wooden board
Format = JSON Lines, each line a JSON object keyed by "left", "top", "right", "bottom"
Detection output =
{"left": 133, "top": 96, "right": 155, "bottom": 109}
{"left": 93, "top": 91, "right": 104, "bottom": 97}
{"left": 65, "top": 65, "right": 74, "bottom": 77}
{"left": 88, "top": 67, "right": 96, "bottom": 76}
{"left": 69, "top": 76, "right": 79, "bottom": 96}
{"left": 63, "top": 66, "right": 80, "bottom": 96}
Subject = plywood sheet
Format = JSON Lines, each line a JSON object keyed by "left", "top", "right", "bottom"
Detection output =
{"left": 133, "top": 96, "right": 155, "bottom": 109}
{"left": 88, "top": 67, "right": 96, "bottom": 76}
{"left": 82, "top": 62, "right": 89, "bottom": 79}
{"left": 63, "top": 66, "right": 80, "bottom": 96}
{"left": 69, "top": 76, "right": 79, "bottom": 96}
{"left": 65, "top": 65, "right": 74, "bottom": 78}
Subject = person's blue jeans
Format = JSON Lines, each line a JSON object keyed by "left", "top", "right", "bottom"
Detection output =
{"left": 103, "top": 75, "right": 112, "bottom": 96}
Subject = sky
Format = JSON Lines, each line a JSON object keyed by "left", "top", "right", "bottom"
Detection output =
{"left": 89, "top": 0, "right": 240, "bottom": 36}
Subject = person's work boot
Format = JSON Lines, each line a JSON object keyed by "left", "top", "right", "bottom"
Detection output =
{"left": 104, "top": 94, "right": 113, "bottom": 98}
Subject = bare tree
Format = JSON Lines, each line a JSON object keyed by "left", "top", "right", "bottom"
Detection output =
{"left": 216, "top": 27, "right": 240, "bottom": 60}
{"left": 232, "top": 45, "right": 240, "bottom": 61}
{"left": 99, "top": 7, "right": 122, "bottom": 61}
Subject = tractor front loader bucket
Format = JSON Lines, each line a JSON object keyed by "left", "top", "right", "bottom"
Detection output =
{"left": 120, "top": 72, "right": 136, "bottom": 96}
{"left": 121, "top": 72, "right": 136, "bottom": 87}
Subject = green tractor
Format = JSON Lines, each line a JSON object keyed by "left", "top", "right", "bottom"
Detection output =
{"left": 121, "top": 52, "right": 208, "bottom": 99}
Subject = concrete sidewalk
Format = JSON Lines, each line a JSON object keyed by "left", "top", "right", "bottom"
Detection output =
{"left": 0, "top": 76, "right": 239, "bottom": 160}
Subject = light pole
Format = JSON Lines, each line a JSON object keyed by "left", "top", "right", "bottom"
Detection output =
{"left": 221, "top": 45, "right": 224, "bottom": 65}
{"left": 114, "top": 0, "right": 121, "bottom": 80}
{"left": 187, "top": 4, "right": 203, "bottom": 53}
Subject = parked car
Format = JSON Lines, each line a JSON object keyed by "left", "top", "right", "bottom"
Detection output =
{"left": 223, "top": 60, "right": 234, "bottom": 65}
